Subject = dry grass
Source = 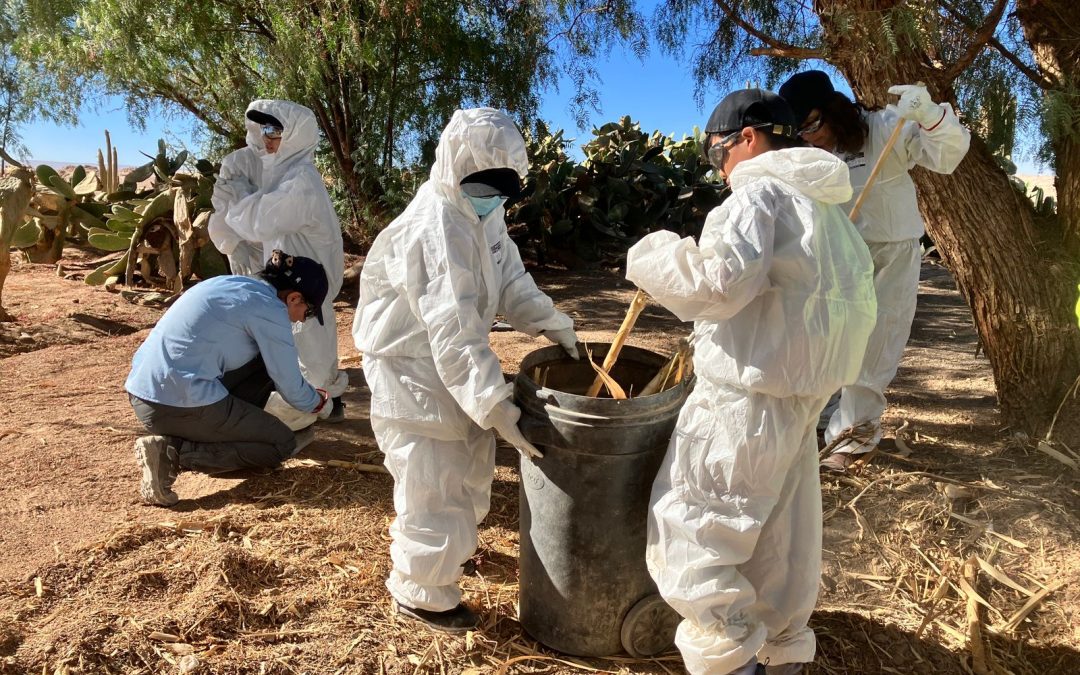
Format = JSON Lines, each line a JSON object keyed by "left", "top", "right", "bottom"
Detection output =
{"left": 1, "top": 433, "right": 1077, "bottom": 674}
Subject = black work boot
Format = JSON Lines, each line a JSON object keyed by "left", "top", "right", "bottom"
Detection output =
{"left": 134, "top": 435, "right": 179, "bottom": 507}
{"left": 395, "top": 602, "right": 479, "bottom": 634}
{"left": 321, "top": 396, "right": 345, "bottom": 423}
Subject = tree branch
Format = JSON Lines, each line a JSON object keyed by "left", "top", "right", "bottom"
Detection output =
{"left": 943, "top": 0, "right": 1008, "bottom": 82}
{"left": 715, "top": 0, "right": 804, "bottom": 54}
{"left": 938, "top": 0, "right": 1057, "bottom": 89}
{"left": 750, "top": 46, "right": 824, "bottom": 59}
{"left": 545, "top": 0, "right": 615, "bottom": 50}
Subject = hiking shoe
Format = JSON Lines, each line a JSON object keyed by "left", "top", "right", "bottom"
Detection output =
{"left": 321, "top": 397, "right": 345, "bottom": 424}
{"left": 820, "top": 450, "right": 856, "bottom": 474}
{"left": 765, "top": 664, "right": 805, "bottom": 675}
{"left": 396, "top": 602, "right": 479, "bottom": 634}
{"left": 134, "top": 436, "right": 179, "bottom": 507}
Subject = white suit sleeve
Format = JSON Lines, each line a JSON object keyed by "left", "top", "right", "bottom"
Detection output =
{"left": 890, "top": 104, "right": 971, "bottom": 175}
{"left": 208, "top": 151, "right": 256, "bottom": 255}
{"left": 225, "top": 171, "right": 318, "bottom": 243}
{"left": 498, "top": 232, "right": 573, "bottom": 336}
{"left": 625, "top": 194, "right": 774, "bottom": 323}
{"left": 409, "top": 231, "right": 513, "bottom": 428}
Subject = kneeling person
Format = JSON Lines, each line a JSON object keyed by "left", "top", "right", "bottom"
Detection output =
{"left": 126, "top": 251, "right": 333, "bottom": 506}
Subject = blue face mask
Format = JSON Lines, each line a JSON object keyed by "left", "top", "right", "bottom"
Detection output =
{"left": 465, "top": 194, "right": 506, "bottom": 219}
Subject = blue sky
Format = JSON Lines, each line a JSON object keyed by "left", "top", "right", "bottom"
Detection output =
{"left": 19, "top": 39, "right": 1049, "bottom": 175}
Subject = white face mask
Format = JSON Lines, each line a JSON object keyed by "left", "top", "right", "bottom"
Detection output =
{"left": 465, "top": 194, "right": 506, "bottom": 219}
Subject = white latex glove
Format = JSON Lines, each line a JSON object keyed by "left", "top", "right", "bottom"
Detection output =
{"left": 542, "top": 327, "right": 580, "bottom": 360}
{"left": 888, "top": 84, "right": 944, "bottom": 128}
{"left": 315, "top": 388, "right": 332, "bottom": 420}
{"left": 486, "top": 400, "right": 543, "bottom": 459}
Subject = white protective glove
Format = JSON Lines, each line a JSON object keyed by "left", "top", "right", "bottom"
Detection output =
{"left": 888, "top": 84, "right": 945, "bottom": 128}
{"left": 542, "top": 327, "right": 580, "bottom": 360}
{"left": 315, "top": 388, "right": 333, "bottom": 420}
{"left": 486, "top": 399, "right": 543, "bottom": 459}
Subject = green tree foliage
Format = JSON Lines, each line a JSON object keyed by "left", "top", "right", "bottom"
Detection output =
{"left": 0, "top": 0, "right": 79, "bottom": 169}
{"left": 13, "top": 0, "right": 645, "bottom": 242}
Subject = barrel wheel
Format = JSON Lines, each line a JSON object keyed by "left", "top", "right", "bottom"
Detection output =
{"left": 620, "top": 594, "right": 680, "bottom": 658}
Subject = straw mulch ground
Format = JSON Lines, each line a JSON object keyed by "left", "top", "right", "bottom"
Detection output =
{"left": 0, "top": 260, "right": 1078, "bottom": 674}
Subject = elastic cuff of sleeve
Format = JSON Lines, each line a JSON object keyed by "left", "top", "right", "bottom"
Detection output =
{"left": 920, "top": 107, "right": 947, "bottom": 132}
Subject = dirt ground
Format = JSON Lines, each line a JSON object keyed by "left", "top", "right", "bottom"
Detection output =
{"left": 0, "top": 252, "right": 1078, "bottom": 674}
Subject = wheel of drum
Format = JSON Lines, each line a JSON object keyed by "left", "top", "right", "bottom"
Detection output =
{"left": 620, "top": 594, "right": 680, "bottom": 658}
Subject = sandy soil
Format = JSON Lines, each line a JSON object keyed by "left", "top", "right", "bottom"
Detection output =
{"left": 0, "top": 255, "right": 1077, "bottom": 674}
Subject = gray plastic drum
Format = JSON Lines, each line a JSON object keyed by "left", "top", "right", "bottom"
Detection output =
{"left": 515, "top": 343, "right": 692, "bottom": 657}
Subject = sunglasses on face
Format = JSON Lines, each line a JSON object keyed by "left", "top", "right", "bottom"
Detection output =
{"left": 262, "top": 125, "right": 284, "bottom": 139}
{"left": 798, "top": 117, "right": 824, "bottom": 138}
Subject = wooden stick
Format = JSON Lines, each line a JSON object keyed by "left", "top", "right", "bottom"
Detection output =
{"left": 848, "top": 83, "right": 923, "bottom": 222}
{"left": 848, "top": 121, "right": 904, "bottom": 221}
{"left": 586, "top": 289, "right": 648, "bottom": 397}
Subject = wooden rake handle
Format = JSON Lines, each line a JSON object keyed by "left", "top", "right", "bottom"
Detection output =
{"left": 848, "top": 121, "right": 904, "bottom": 222}
{"left": 586, "top": 289, "right": 648, "bottom": 397}
{"left": 848, "top": 82, "right": 924, "bottom": 222}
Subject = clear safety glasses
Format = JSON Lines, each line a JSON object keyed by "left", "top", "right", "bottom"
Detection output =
{"left": 798, "top": 117, "right": 824, "bottom": 138}
{"left": 704, "top": 130, "right": 741, "bottom": 171}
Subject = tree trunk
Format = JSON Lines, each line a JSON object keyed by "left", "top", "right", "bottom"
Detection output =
{"left": 1014, "top": 0, "right": 1080, "bottom": 258}
{"left": 815, "top": 0, "right": 1080, "bottom": 432}
{"left": 912, "top": 140, "right": 1080, "bottom": 428}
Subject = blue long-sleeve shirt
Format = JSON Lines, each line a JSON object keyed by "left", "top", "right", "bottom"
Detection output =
{"left": 125, "top": 275, "right": 321, "bottom": 411}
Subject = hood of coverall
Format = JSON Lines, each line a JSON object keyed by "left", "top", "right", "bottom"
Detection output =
{"left": 429, "top": 108, "right": 529, "bottom": 219}
{"left": 244, "top": 99, "right": 321, "bottom": 180}
{"left": 728, "top": 146, "right": 853, "bottom": 205}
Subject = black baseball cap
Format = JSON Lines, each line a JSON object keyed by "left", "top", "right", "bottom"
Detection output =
{"left": 460, "top": 168, "right": 521, "bottom": 199}
{"left": 261, "top": 250, "right": 329, "bottom": 325}
{"left": 704, "top": 88, "right": 799, "bottom": 138}
{"left": 778, "top": 70, "right": 836, "bottom": 126}
{"left": 246, "top": 108, "right": 284, "bottom": 130}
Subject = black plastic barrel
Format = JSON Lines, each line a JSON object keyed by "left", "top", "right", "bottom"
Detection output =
{"left": 514, "top": 343, "right": 692, "bottom": 657}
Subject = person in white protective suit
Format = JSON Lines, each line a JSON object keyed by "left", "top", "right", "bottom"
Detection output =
{"left": 213, "top": 99, "right": 349, "bottom": 427}
{"left": 626, "top": 89, "right": 877, "bottom": 675}
{"left": 207, "top": 119, "right": 265, "bottom": 276}
{"left": 353, "top": 107, "right": 580, "bottom": 633}
{"left": 779, "top": 71, "right": 971, "bottom": 473}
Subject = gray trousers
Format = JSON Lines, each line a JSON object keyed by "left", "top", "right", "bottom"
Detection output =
{"left": 130, "top": 357, "right": 298, "bottom": 474}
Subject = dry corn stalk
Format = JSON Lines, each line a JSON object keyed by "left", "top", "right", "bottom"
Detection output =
{"left": 639, "top": 339, "right": 692, "bottom": 397}
{"left": 586, "top": 289, "right": 648, "bottom": 397}
{"left": 587, "top": 357, "right": 627, "bottom": 399}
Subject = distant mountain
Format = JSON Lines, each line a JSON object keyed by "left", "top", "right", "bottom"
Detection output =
{"left": 29, "top": 159, "right": 132, "bottom": 171}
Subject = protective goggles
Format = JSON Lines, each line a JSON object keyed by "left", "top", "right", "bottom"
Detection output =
{"left": 797, "top": 117, "right": 824, "bottom": 138}
{"left": 704, "top": 130, "right": 742, "bottom": 171}
{"left": 704, "top": 123, "right": 797, "bottom": 170}
{"left": 262, "top": 125, "right": 284, "bottom": 139}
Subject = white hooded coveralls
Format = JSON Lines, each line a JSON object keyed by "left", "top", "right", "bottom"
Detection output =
{"left": 211, "top": 100, "right": 348, "bottom": 428}
{"left": 626, "top": 148, "right": 877, "bottom": 674}
{"left": 208, "top": 139, "right": 264, "bottom": 276}
{"left": 826, "top": 105, "right": 970, "bottom": 454}
{"left": 353, "top": 108, "right": 573, "bottom": 612}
